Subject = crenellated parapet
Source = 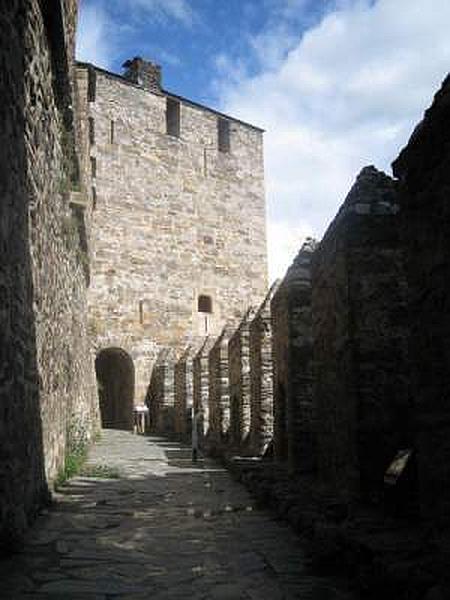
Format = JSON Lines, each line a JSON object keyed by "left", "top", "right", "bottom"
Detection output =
{"left": 229, "top": 307, "right": 257, "bottom": 451}
{"left": 312, "top": 166, "right": 409, "bottom": 500}
{"left": 174, "top": 346, "right": 197, "bottom": 440}
{"left": 249, "top": 281, "right": 279, "bottom": 457}
{"left": 272, "top": 241, "right": 316, "bottom": 471}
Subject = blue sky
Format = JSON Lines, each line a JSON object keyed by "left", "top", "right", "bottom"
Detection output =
{"left": 77, "top": 0, "right": 450, "bottom": 281}
{"left": 77, "top": 0, "right": 334, "bottom": 106}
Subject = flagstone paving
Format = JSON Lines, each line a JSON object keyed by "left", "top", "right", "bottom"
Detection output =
{"left": 1, "top": 430, "right": 356, "bottom": 599}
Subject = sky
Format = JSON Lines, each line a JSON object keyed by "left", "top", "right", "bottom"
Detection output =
{"left": 77, "top": 0, "right": 450, "bottom": 282}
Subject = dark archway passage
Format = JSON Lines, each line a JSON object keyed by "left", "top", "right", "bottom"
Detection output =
{"left": 95, "top": 348, "right": 134, "bottom": 430}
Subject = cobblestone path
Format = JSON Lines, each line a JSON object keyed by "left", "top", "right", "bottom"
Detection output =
{"left": 1, "top": 431, "right": 356, "bottom": 599}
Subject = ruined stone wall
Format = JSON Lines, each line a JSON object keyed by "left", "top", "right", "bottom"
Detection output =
{"left": 228, "top": 308, "right": 255, "bottom": 450}
{"left": 79, "top": 63, "right": 268, "bottom": 403}
{"left": 312, "top": 167, "right": 409, "bottom": 500}
{"left": 249, "top": 282, "right": 278, "bottom": 456}
{"left": 174, "top": 346, "right": 195, "bottom": 440}
{"left": 0, "top": 0, "right": 99, "bottom": 550}
{"left": 393, "top": 77, "right": 450, "bottom": 523}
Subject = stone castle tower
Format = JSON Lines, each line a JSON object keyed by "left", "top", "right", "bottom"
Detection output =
{"left": 76, "top": 57, "right": 268, "bottom": 419}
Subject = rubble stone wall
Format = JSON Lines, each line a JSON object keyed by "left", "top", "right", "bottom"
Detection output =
{"left": 393, "top": 77, "right": 450, "bottom": 523}
{"left": 193, "top": 337, "right": 214, "bottom": 442}
{"left": 272, "top": 244, "right": 316, "bottom": 474}
{"left": 0, "top": 0, "right": 99, "bottom": 551}
{"left": 147, "top": 349, "right": 176, "bottom": 434}
{"left": 229, "top": 309, "right": 255, "bottom": 450}
{"left": 249, "top": 283, "right": 278, "bottom": 456}
{"left": 312, "top": 167, "right": 409, "bottom": 499}
{"left": 174, "top": 347, "right": 195, "bottom": 440}
{"left": 208, "top": 326, "right": 233, "bottom": 453}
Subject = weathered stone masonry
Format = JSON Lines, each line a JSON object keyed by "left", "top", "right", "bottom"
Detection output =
{"left": 77, "top": 58, "right": 268, "bottom": 411}
{"left": 0, "top": 0, "right": 99, "bottom": 551}
{"left": 393, "top": 77, "right": 450, "bottom": 524}
{"left": 229, "top": 308, "right": 256, "bottom": 450}
{"left": 312, "top": 167, "right": 409, "bottom": 500}
{"left": 272, "top": 242, "right": 316, "bottom": 474}
{"left": 249, "top": 282, "right": 278, "bottom": 457}
{"left": 174, "top": 346, "right": 195, "bottom": 440}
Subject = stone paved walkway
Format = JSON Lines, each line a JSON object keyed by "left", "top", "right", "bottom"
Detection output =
{"left": 1, "top": 431, "right": 356, "bottom": 599}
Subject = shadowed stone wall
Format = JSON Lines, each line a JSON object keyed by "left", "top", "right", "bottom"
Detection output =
{"left": 229, "top": 308, "right": 256, "bottom": 450}
{"left": 0, "top": 0, "right": 99, "bottom": 551}
{"left": 77, "top": 59, "right": 268, "bottom": 403}
{"left": 174, "top": 346, "right": 195, "bottom": 440}
{"left": 249, "top": 282, "right": 279, "bottom": 456}
{"left": 147, "top": 348, "right": 176, "bottom": 434}
{"left": 312, "top": 166, "right": 409, "bottom": 501}
{"left": 272, "top": 241, "right": 316, "bottom": 474}
{"left": 393, "top": 76, "right": 450, "bottom": 523}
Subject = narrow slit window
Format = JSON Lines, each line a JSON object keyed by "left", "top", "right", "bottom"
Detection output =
{"left": 92, "top": 186, "right": 97, "bottom": 210}
{"left": 198, "top": 295, "right": 212, "bottom": 314}
{"left": 218, "top": 118, "right": 230, "bottom": 153}
{"left": 87, "top": 68, "right": 96, "bottom": 102}
{"left": 166, "top": 98, "right": 180, "bottom": 137}
{"left": 90, "top": 156, "right": 97, "bottom": 179}
{"left": 139, "top": 300, "right": 144, "bottom": 324}
{"left": 110, "top": 120, "right": 115, "bottom": 144}
{"left": 88, "top": 117, "right": 95, "bottom": 145}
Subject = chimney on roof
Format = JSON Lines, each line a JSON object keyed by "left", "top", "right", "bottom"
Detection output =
{"left": 122, "top": 57, "right": 162, "bottom": 93}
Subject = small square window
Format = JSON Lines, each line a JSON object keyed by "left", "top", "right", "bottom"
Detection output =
{"left": 218, "top": 118, "right": 230, "bottom": 153}
{"left": 166, "top": 98, "right": 180, "bottom": 137}
{"left": 198, "top": 295, "right": 212, "bottom": 313}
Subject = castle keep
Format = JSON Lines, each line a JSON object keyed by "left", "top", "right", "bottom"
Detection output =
{"left": 77, "top": 58, "right": 268, "bottom": 416}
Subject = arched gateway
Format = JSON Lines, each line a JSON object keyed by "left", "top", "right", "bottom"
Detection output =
{"left": 95, "top": 348, "right": 135, "bottom": 430}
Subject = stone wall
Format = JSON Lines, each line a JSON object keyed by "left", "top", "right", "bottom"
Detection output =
{"left": 193, "top": 337, "right": 214, "bottom": 442}
{"left": 147, "top": 348, "right": 176, "bottom": 434}
{"left": 249, "top": 282, "right": 279, "bottom": 456}
{"left": 77, "top": 60, "right": 268, "bottom": 404}
{"left": 208, "top": 325, "right": 234, "bottom": 453}
{"left": 229, "top": 308, "right": 256, "bottom": 450}
{"left": 272, "top": 240, "right": 316, "bottom": 472}
{"left": 272, "top": 242, "right": 316, "bottom": 474}
{"left": 174, "top": 346, "right": 195, "bottom": 440}
{"left": 392, "top": 76, "right": 450, "bottom": 523}
{"left": 0, "top": 0, "right": 99, "bottom": 551}
{"left": 312, "top": 167, "right": 409, "bottom": 500}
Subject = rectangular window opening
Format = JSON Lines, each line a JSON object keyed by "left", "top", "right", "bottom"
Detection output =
{"left": 139, "top": 300, "right": 144, "bottom": 324}
{"left": 90, "top": 156, "right": 97, "bottom": 179}
{"left": 166, "top": 98, "right": 180, "bottom": 137}
{"left": 88, "top": 117, "right": 95, "bottom": 145}
{"left": 87, "top": 67, "right": 96, "bottom": 102}
{"left": 110, "top": 120, "right": 115, "bottom": 144}
{"left": 198, "top": 295, "right": 212, "bottom": 314}
{"left": 218, "top": 118, "right": 230, "bottom": 153}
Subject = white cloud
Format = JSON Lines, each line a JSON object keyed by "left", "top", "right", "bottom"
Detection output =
{"left": 268, "top": 220, "right": 315, "bottom": 281}
{"left": 218, "top": 0, "right": 450, "bottom": 282}
{"left": 76, "top": 0, "right": 195, "bottom": 69}
{"left": 121, "top": 0, "right": 195, "bottom": 26}
{"left": 76, "top": 3, "right": 114, "bottom": 69}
